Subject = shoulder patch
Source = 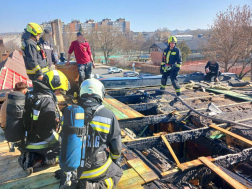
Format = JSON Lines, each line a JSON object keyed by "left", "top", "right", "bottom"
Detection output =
{"left": 35, "top": 100, "right": 41, "bottom": 106}
{"left": 171, "top": 52, "right": 176, "bottom": 55}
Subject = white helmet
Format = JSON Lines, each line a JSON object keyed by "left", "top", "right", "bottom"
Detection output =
{"left": 79, "top": 78, "right": 105, "bottom": 101}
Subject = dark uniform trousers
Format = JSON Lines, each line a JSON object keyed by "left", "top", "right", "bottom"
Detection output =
{"left": 206, "top": 71, "right": 221, "bottom": 81}
{"left": 78, "top": 62, "right": 92, "bottom": 86}
{"left": 79, "top": 161, "right": 123, "bottom": 189}
{"left": 161, "top": 68, "right": 181, "bottom": 94}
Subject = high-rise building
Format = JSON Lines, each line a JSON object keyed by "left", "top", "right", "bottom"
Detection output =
{"left": 79, "top": 19, "right": 98, "bottom": 34}
{"left": 97, "top": 18, "right": 130, "bottom": 33}
{"left": 40, "top": 22, "right": 52, "bottom": 32}
{"left": 51, "top": 19, "right": 64, "bottom": 53}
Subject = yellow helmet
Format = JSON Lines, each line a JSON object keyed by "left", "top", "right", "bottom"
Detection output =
{"left": 168, "top": 36, "right": 177, "bottom": 44}
{"left": 26, "top": 22, "right": 43, "bottom": 36}
{"left": 43, "top": 70, "right": 70, "bottom": 91}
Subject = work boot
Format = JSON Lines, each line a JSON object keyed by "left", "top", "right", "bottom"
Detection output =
{"left": 45, "top": 156, "right": 59, "bottom": 165}
{"left": 23, "top": 152, "right": 44, "bottom": 175}
{"left": 18, "top": 152, "right": 26, "bottom": 170}
{"left": 156, "top": 87, "right": 165, "bottom": 95}
{"left": 78, "top": 181, "right": 97, "bottom": 189}
{"left": 59, "top": 170, "right": 78, "bottom": 189}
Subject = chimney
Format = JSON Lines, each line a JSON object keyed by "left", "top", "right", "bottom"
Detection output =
{"left": 2, "top": 51, "right": 9, "bottom": 61}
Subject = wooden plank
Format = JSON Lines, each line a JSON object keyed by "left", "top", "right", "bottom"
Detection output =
{"left": 209, "top": 124, "right": 252, "bottom": 146}
{"left": 104, "top": 95, "right": 143, "bottom": 118}
{"left": 199, "top": 156, "right": 247, "bottom": 189}
{"left": 115, "top": 168, "right": 145, "bottom": 189}
{"left": 12, "top": 72, "right": 15, "bottom": 88}
{"left": 127, "top": 158, "right": 158, "bottom": 183}
{"left": 2, "top": 69, "right": 8, "bottom": 90}
{"left": 161, "top": 135, "right": 180, "bottom": 165}
{"left": 102, "top": 100, "right": 129, "bottom": 120}
{"left": 207, "top": 88, "right": 252, "bottom": 102}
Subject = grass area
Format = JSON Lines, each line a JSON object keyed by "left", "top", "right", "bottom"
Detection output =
{"left": 242, "top": 76, "right": 251, "bottom": 81}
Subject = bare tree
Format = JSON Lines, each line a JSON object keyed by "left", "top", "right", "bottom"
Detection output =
{"left": 95, "top": 26, "right": 122, "bottom": 64}
{"left": 203, "top": 5, "right": 252, "bottom": 79}
{"left": 84, "top": 29, "right": 100, "bottom": 61}
{"left": 62, "top": 26, "right": 76, "bottom": 56}
{"left": 155, "top": 27, "right": 171, "bottom": 42}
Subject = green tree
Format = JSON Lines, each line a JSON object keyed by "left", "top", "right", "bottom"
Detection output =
{"left": 177, "top": 41, "right": 191, "bottom": 63}
{"left": 79, "top": 25, "right": 84, "bottom": 34}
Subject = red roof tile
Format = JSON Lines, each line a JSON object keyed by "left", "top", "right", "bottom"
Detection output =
{"left": 0, "top": 67, "right": 32, "bottom": 90}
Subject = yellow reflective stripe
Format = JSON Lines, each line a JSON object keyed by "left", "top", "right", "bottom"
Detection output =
{"left": 110, "top": 152, "right": 120, "bottom": 160}
{"left": 161, "top": 62, "right": 165, "bottom": 65}
{"left": 26, "top": 132, "right": 59, "bottom": 149}
{"left": 42, "top": 67, "right": 49, "bottom": 73}
{"left": 175, "top": 89, "right": 181, "bottom": 92}
{"left": 36, "top": 45, "right": 41, "bottom": 51}
{"left": 166, "top": 51, "right": 171, "bottom": 64}
{"left": 105, "top": 178, "right": 113, "bottom": 189}
{"left": 90, "top": 121, "right": 110, "bottom": 133}
{"left": 171, "top": 52, "right": 176, "bottom": 55}
{"left": 161, "top": 84, "right": 166, "bottom": 88}
{"left": 80, "top": 156, "right": 112, "bottom": 179}
{"left": 26, "top": 65, "right": 41, "bottom": 74}
{"left": 33, "top": 65, "right": 41, "bottom": 72}
{"left": 176, "top": 64, "right": 181, "bottom": 68}
{"left": 33, "top": 115, "right": 39, "bottom": 120}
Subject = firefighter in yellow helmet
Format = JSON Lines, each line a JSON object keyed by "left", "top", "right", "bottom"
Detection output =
{"left": 160, "top": 36, "right": 182, "bottom": 99}
{"left": 21, "top": 23, "right": 49, "bottom": 81}
{"left": 17, "top": 70, "right": 70, "bottom": 175}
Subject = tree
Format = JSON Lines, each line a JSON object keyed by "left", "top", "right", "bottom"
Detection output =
{"left": 79, "top": 25, "right": 84, "bottom": 34}
{"left": 62, "top": 26, "right": 76, "bottom": 56}
{"left": 84, "top": 29, "right": 100, "bottom": 61}
{"left": 177, "top": 41, "right": 191, "bottom": 63}
{"left": 154, "top": 28, "right": 171, "bottom": 42}
{"left": 203, "top": 5, "right": 252, "bottom": 79}
{"left": 95, "top": 26, "right": 122, "bottom": 64}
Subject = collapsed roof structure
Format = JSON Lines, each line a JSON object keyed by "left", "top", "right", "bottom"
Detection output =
{"left": 0, "top": 76, "right": 252, "bottom": 188}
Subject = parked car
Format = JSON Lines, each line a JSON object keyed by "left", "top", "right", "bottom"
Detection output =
{"left": 108, "top": 67, "right": 123, "bottom": 74}
{"left": 139, "top": 73, "right": 153, "bottom": 77}
{"left": 123, "top": 71, "right": 139, "bottom": 77}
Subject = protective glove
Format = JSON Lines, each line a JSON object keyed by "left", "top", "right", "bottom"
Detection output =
{"left": 54, "top": 169, "right": 64, "bottom": 180}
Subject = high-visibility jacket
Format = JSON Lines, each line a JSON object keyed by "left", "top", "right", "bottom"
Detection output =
{"left": 161, "top": 45, "right": 182, "bottom": 73}
{"left": 21, "top": 32, "right": 49, "bottom": 80}
{"left": 76, "top": 100, "right": 122, "bottom": 179}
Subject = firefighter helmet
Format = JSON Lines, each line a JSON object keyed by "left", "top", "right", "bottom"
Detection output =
{"left": 26, "top": 23, "right": 43, "bottom": 36}
{"left": 43, "top": 70, "right": 70, "bottom": 91}
{"left": 80, "top": 78, "right": 105, "bottom": 101}
{"left": 168, "top": 36, "right": 177, "bottom": 44}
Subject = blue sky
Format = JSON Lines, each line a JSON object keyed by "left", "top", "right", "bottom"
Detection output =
{"left": 0, "top": 0, "right": 250, "bottom": 33}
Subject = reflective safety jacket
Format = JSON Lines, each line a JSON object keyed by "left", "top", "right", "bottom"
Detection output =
{"left": 39, "top": 37, "right": 57, "bottom": 67}
{"left": 76, "top": 100, "right": 122, "bottom": 179}
{"left": 161, "top": 45, "right": 182, "bottom": 73}
{"left": 24, "top": 80, "right": 60, "bottom": 150}
{"left": 21, "top": 32, "right": 49, "bottom": 80}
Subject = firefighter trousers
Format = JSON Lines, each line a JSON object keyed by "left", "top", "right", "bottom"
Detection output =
{"left": 78, "top": 161, "right": 123, "bottom": 189}
{"left": 161, "top": 69, "right": 181, "bottom": 95}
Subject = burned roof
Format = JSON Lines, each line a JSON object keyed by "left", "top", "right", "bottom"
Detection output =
{"left": 0, "top": 79, "right": 252, "bottom": 188}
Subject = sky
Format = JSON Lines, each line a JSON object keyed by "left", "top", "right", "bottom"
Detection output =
{"left": 0, "top": 0, "right": 251, "bottom": 33}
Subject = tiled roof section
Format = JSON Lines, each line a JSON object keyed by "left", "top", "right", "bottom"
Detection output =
{"left": 0, "top": 50, "right": 28, "bottom": 78}
{"left": 0, "top": 67, "right": 32, "bottom": 90}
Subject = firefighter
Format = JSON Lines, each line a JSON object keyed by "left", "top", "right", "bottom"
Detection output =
{"left": 39, "top": 29, "right": 58, "bottom": 70}
{"left": 18, "top": 70, "right": 69, "bottom": 174}
{"left": 205, "top": 56, "right": 221, "bottom": 82}
{"left": 160, "top": 36, "right": 182, "bottom": 97}
{"left": 21, "top": 22, "right": 49, "bottom": 81}
{"left": 59, "top": 78, "right": 123, "bottom": 189}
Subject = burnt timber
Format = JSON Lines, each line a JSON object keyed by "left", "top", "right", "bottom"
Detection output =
{"left": 0, "top": 82, "right": 252, "bottom": 188}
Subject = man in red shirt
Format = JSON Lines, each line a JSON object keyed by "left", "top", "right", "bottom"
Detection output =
{"left": 66, "top": 32, "right": 95, "bottom": 86}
